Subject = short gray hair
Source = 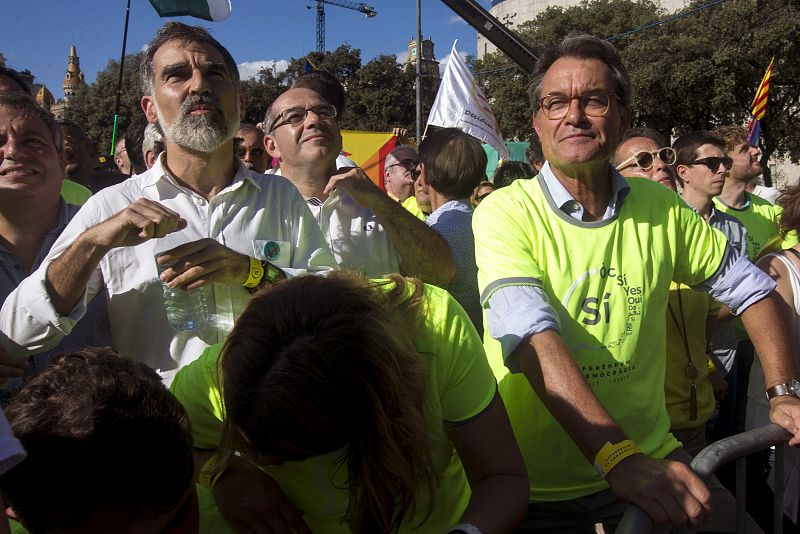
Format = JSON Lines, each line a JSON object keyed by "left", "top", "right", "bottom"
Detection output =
{"left": 140, "top": 22, "right": 240, "bottom": 96}
{"left": 530, "top": 31, "right": 630, "bottom": 112}
{"left": 142, "top": 123, "right": 165, "bottom": 155}
{"left": 385, "top": 145, "right": 417, "bottom": 167}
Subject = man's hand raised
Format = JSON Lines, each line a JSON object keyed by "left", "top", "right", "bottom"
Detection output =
{"left": 605, "top": 453, "right": 712, "bottom": 529}
{"left": 323, "top": 167, "right": 384, "bottom": 210}
{"left": 83, "top": 198, "right": 187, "bottom": 250}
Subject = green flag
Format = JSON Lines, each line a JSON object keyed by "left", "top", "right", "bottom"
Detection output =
{"left": 148, "top": 0, "right": 231, "bottom": 22}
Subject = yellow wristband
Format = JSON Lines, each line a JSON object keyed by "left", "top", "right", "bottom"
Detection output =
{"left": 593, "top": 439, "right": 640, "bottom": 478}
{"left": 708, "top": 358, "right": 716, "bottom": 372}
{"left": 198, "top": 454, "right": 224, "bottom": 490}
{"left": 242, "top": 256, "right": 265, "bottom": 289}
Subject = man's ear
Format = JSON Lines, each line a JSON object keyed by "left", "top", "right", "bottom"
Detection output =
{"left": 532, "top": 112, "right": 542, "bottom": 138}
{"left": 265, "top": 135, "right": 281, "bottom": 160}
{"left": 141, "top": 95, "right": 158, "bottom": 125}
{"left": 676, "top": 164, "right": 690, "bottom": 183}
{"left": 620, "top": 105, "right": 632, "bottom": 132}
{"left": 417, "top": 162, "right": 429, "bottom": 187}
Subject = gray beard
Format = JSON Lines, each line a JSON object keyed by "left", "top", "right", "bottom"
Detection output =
{"left": 154, "top": 98, "right": 239, "bottom": 153}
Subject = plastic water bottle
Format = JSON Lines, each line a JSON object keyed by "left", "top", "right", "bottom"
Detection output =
{"left": 153, "top": 229, "right": 210, "bottom": 332}
{"left": 162, "top": 284, "right": 209, "bottom": 332}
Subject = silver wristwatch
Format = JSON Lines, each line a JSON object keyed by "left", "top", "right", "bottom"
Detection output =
{"left": 765, "top": 378, "right": 800, "bottom": 400}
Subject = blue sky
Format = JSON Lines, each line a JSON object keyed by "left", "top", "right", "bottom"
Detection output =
{"left": 3, "top": 0, "right": 488, "bottom": 98}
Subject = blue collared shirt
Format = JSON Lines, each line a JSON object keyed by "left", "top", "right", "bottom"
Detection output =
{"left": 541, "top": 161, "right": 631, "bottom": 221}
{"left": 0, "top": 201, "right": 114, "bottom": 403}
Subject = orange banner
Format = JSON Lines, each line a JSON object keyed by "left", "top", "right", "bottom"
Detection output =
{"left": 341, "top": 130, "right": 397, "bottom": 187}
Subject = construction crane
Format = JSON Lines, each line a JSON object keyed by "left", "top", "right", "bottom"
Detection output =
{"left": 311, "top": 0, "right": 377, "bottom": 53}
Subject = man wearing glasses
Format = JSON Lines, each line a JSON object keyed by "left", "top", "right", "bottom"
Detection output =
{"left": 264, "top": 73, "right": 455, "bottom": 283}
{"left": 612, "top": 127, "right": 677, "bottom": 191}
{"left": 383, "top": 145, "right": 418, "bottom": 203}
{"left": 473, "top": 31, "right": 800, "bottom": 531}
{"left": 235, "top": 124, "right": 269, "bottom": 173}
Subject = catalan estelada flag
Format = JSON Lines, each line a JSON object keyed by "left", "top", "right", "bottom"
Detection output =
{"left": 341, "top": 130, "right": 397, "bottom": 187}
{"left": 746, "top": 57, "right": 774, "bottom": 146}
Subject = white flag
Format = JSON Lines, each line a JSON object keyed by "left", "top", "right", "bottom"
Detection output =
{"left": 426, "top": 41, "right": 509, "bottom": 160}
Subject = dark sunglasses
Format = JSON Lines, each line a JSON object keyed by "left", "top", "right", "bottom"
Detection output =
{"left": 687, "top": 156, "right": 733, "bottom": 172}
{"left": 386, "top": 158, "right": 419, "bottom": 171}
{"left": 616, "top": 147, "right": 676, "bottom": 171}
{"left": 235, "top": 145, "right": 266, "bottom": 159}
{"left": 410, "top": 169, "right": 421, "bottom": 182}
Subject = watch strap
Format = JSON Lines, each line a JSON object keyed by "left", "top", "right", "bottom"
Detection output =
{"left": 766, "top": 380, "right": 799, "bottom": 400}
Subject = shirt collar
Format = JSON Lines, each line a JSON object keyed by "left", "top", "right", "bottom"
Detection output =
{"left": 430, "top": 198, "right": 471, "bottom": 215}
{"left": 539, "top": 161, "right": 631, "bottom": 220}
{"left": 681, "top": 195, "right": 721, "bottom": 222}
{"left": 141, "top": 151, "right": 262, "bottom": 192}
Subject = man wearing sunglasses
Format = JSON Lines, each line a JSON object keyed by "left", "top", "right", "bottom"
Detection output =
{"left": 383, "top": 145, "right": 418, "bottom": 203}
{"left": 714, "top": 125, "right": 796, "bottom": 261}
{"left": 612, "top": 127, "right": 677, "bottom": 191}
{"left": 265, "top": 73, "right": 455, "bottom": 284}
{"left": 235, "top": 124, "right": 269, "bottom": 174}
{"left": 473, "top": 31, "right": 800, "bottom": 532}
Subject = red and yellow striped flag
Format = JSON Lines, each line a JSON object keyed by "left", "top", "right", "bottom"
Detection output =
{"left": 747, "top": 57, "right": 774, "bottom": 145}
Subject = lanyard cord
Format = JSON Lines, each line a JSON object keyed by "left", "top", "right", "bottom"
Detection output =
{"left": 667, "top": 284, "right": 693, "bottom": 369}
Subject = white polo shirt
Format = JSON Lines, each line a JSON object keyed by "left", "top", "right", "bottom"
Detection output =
{"left": 0, "top": 156, "right": 336, "bottom": 375}
{"left": 305, "top": 188, "right": 401, "bottom": 277}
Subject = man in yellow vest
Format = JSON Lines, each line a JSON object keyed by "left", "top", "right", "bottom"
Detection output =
{"left": 474, "top": 31, "right": 800, "bottom": 531}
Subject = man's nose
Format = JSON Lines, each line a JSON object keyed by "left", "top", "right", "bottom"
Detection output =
{"left": 188, "top": 68, "right": 212, "bottom": 95}
{"left": 563, "top": 97, "right": 588, "bottom": 125}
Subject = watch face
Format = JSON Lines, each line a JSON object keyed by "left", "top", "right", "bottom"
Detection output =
{"left": 790, "top": 379, "right": 800, "bottom": 396}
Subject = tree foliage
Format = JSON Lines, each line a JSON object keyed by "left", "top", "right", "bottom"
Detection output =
{"left": 472, "top": 0, "right": 800, "bottom": 178}
{"left": 65, "top": 52, "right": 145, "bottom": 155}
{"left": 65, "top": 43, "right": 430, "bottom": 148}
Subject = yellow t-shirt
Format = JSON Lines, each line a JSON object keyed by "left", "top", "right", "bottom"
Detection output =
{"left": 473, "top": 176, "right": 729, "bottom": 502}
{"left": 60, "top": 179, "right": 92, "bottom": 206}
{"left": 664, "top": 282, "right": 716, "bottom": 429}
{"left": 713, "top": 193, "right": 798, "bottom": 261}
{"left": 401, "top": 195, "right": 427, "bottom": 221}
{"left": 171, "top": 282, "right": 496, "bottom": 533}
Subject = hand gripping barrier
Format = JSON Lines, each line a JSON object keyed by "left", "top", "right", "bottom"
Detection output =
{"left": 616, "top": 424, "right": 792, "bottom": 534}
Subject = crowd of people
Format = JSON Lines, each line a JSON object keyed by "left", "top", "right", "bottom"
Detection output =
{"left": 0, "top": 21, "right": 798, "bottom": 534}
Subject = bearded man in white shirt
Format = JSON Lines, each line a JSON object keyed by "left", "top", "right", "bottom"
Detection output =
{"left": 0, "top": 22, "right": 335, "bottom": 378}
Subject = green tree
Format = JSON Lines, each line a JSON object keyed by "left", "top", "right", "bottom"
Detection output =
{"left": 472, "top": 0, "right": 800, "bottom": 176}
{"left": 346, "top": 54, "right": 416, "bottom": 131}
{"left": 240, "top": 66, "right": 285, "bottom": 126}
{"left": 281, "top": 44, "right": 363, "bottom": 87}
{"left": 65, "top": 53, "right": 145, "bottom": 155}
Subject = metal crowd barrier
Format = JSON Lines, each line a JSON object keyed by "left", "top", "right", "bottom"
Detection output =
{"left": 616, "top": 424, "right": 792, "bottom": 534}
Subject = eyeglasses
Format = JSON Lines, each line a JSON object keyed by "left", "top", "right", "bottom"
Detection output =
{"left": 686, "top": 156, "right": 733, "bottom": 172}
{"left": 537, "top": 91, "right": 616, "bottom": 120}
{"left": 235, "top": 145, "right": 266, "bottom": 159}
{"left": 616, "top": 147, "right": 676, "bottom": 171}
{"left": 386, "top": 159, "right": 419, "bottom": 172}
{"left": 268, "top": 104, "right": 337, "bottom": 133}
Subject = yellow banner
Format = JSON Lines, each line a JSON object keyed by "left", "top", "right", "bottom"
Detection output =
{"left": 341, "top": 130, "right": 396, "bottom": 187}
